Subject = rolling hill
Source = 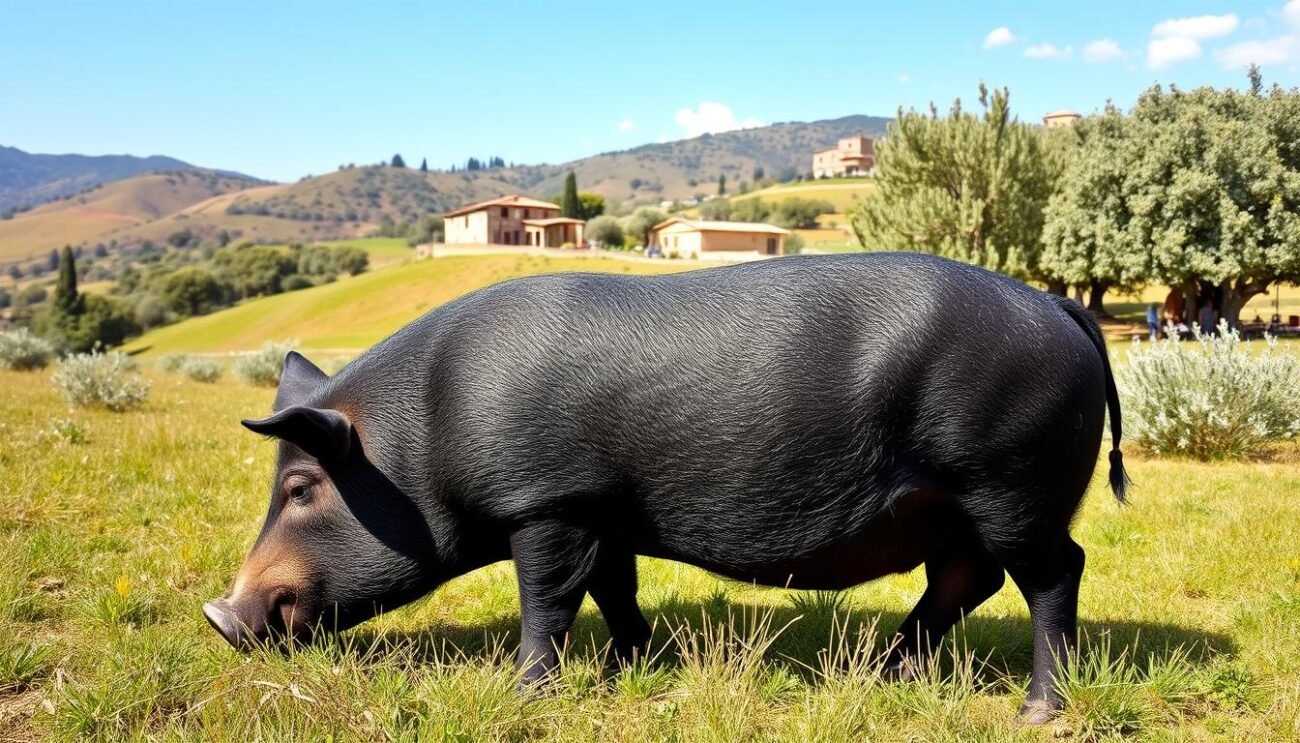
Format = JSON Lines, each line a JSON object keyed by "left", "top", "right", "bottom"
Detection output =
{"left": 0, "top": 145, "right": 208, "bottom": 212}
{"left": 1, "top": 114, "right": 891, "bottom": 262}
{"left": 115, "top": 114, "right": 892, "bottom": 248}
{"left": 124, "top": 253, "right": 693, "bottom": 356}
{"left": 0, "top": 170, "right": 266, "bottom": 262}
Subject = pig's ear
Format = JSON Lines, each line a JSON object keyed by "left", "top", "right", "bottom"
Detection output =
{"left": 274, "top": 351, "right": 329, "bottom": 411}
{"left": 242, "top": 406, "right": 352, "bottom": 462}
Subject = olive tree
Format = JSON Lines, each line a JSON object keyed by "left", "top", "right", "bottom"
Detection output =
{"left": 851, "top": 84, "right": 1063, "bottom": 284}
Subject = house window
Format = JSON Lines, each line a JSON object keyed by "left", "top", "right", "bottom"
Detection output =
{"left": 766, "top": 237, "right": 777, "bottom": 255}
{"left": 523, "top": 209, "right": 530, "bottom": 219}
{"left": 501, "top": 207, "right": 508, "bottom": 218}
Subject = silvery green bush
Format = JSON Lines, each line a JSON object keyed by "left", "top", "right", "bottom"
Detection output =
{"left": 180, "top": 356, "right": 222, "bottom": 383}
{"left": 156, "top": 352, "right": 221, "bottom": 383}
{"left": 0, "top": 328, "right": 57, "bottom": 371}
{"left": 234, "top": 340, "right": 296, "bottom": 387}
{"left": 52, "top": 351, "right": 151, "bottom": 412}
{"left": 155, "top": 353, "right": 191, "bottom": 373}
{"left": 1116, "top": 322, "right": 1300, "bottom": 460}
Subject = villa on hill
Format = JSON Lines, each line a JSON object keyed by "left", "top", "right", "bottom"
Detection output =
{"left": 443, "top": 195, "right": 585, "bottom": 247}
{"left": 812, "top": 135, "right": 875, "bottom": 178}
{"left": 650, "top": 218, "right": 789, "bottom": 260}
{"left": 1043, "top": 110, "right": 1081, "bottom": 128}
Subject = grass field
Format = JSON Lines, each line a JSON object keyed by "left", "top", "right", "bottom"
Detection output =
{"left": 732, "top": 179, "right": 878, "bottom": 213}
{"left": 123, "top": 254, "right": 693, "bottom": 356}
{"left": 3, "top": 357, "right": 1299, "bottom": 740}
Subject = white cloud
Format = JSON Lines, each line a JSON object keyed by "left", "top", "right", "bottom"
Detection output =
{"left": 898, "top": 72, "right": 912, "bottom": 84}
{"left": 673, "top": 102, "right": 763, "bottom": 138}
{"left": 618, "top": 119, "right": 635, "bottom": 131}
{"left": 1216, "top": 35, "right": 1299, "bottom": 67}
{"left": 1148, "top": 35, "right": 1203, "bottom": 69}
{"left": 1214, "top": 1, "right": 1300, "bottom": 68}
{"left": 1151, "top": 13, "right": 1240, "bottom": 40}
{"left": 657, "top": 134, "right": 670, "bottom": 144}
{"left": 983, "top": 26, "right": 1015, "bottom": 48}
{"left": 1024, "top": 43, "right": 1073, "bottom": 59}
{"left": 1083, "top": 38, "right": 1124, "bottom": 63}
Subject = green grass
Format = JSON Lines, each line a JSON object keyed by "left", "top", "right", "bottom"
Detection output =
{"left": 731, "top": 180, "right": 878, "bottom": 212}
{"left": 3, "top": 362, "right": 1300, "bottom": 740}
{"left": 124, "top": 254, "right": 692, "bottom": 356}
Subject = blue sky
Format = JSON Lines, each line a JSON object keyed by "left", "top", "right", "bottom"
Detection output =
{"left": 3, "top": 1, "right": 1297, "bottom": 182}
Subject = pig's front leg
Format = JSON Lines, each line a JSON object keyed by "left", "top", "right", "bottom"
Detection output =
{"left": 510, "top": 519, "right": 598, "bottom": 687}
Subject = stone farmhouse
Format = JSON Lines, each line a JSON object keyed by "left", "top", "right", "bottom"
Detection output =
{"left": 443, "top": 195, "right": 585, "bottom": 247}
{"left": 812, "top": 135, "right": 875, "bottom": 178}
{"left": 650, "top": 218, "right": 789, "bottom": 260}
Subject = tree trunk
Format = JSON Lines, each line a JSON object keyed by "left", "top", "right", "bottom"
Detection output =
{"left": 1087, "top": 280, "right": 1110, "bottom": 317}
{"left": 1072, "top": 285, "right": 1085, "bottom": 305}
{"left": 1045, "top": 279, "right": 1067, "bottom": 297}
{"left": 1220, "top": 278, "right": 1269, "bottom": 331}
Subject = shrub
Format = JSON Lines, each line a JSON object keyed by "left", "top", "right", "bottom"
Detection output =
{"left": 1116, "top": 322, "right": 1300, "bottom": 460}
{"left": 0, "top": 328, "right": 56, "bottom": 370}
{"left": 179, "top": 356, "right": 221, "bottom": 383}
{"left": 52, "top": 351, "right": 151, "bottom": 412}
{"left": 585, "top": 216, "right": 624, "bottom": 249}
{"left": 156, "top": 353, "right": 191, "bottom": 373}
{"left": 234, "top": 340, "right": 296, "bottom": 387}
{"left": 282, "top": 274, "right": 313, "bottom": 291}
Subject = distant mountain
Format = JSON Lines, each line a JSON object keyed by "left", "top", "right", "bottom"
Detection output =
{"left": 0, "top": 145, "right": 251, "bottom": 213}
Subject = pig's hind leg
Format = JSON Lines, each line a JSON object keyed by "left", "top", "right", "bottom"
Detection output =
{"left": 884, "top": 532, "right": 1005, "bottom": 679}
{"left": 587, "top": 547, "right": 652, "bottom": 666}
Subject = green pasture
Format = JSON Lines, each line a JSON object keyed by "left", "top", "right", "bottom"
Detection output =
{"left": 2, "top": 351, "right": 1300, "bottom": 740}
{"left": 123, "top": 254, "right": 691, "bottom": 356}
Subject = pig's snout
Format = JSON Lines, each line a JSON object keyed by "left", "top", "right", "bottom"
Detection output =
{"left": 203, "top": 592, "right": 302, "bottom": 651}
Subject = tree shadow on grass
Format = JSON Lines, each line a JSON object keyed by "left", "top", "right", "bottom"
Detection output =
{"left": 347, "top": 589, "right": 1236, "bottom": 689}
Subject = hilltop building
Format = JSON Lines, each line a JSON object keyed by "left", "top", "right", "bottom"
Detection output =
{"left": 650, "top": 218, "right": 789, "bottom": 260}
{"left": 812, "top": 135, "right": 875, "bottom": 178}
{"left": 443, "top": 194, "right": 585, "bottom": 247}
{"left": 1043, "top": 110, "right": 1081, "bottom": 128}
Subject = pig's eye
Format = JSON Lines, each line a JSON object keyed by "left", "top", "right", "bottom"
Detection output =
{"left": 288, "top": 483, "right": 312, "bottom": 504}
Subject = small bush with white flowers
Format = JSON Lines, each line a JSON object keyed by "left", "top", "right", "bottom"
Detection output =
{"left": 179, "top": 356, "right": 222, "bottom": 383}
{"left": 234, "top": 340, "right": 296, "bottom": 387}
{"left": 0, "top": 328, "right": 56, "bottom": 371}
{"left": 1116, "top": 322, "right": 1300, "bottom": 460}
{"left": 51, "top": 351, "right": 151, "bottom": 412}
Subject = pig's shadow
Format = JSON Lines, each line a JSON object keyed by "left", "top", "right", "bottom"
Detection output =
{"left": 349, "top": 589, "right": 1236, "bottom": 686}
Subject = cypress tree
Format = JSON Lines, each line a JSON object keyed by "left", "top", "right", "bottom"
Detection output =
{"left": 390, "top": 153, "right": 406, "bottom": 168}
{"left": 54, "top": 245, "right": 83, "bottom": 317}
{"left": 419, "top": 158, "right": 428, "bottom": 172}
{"left": 718, "top": 174, "right": 727, "bottom": 195}
{"left": 561, "top": 171, "right": 581, "bottom": 219}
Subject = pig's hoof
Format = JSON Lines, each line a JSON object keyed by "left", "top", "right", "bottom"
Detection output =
{"left": 1016, "top": 699, "right": 1060, "bottom": 726}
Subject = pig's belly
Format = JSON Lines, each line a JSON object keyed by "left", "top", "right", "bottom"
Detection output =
{"left": 649, "top": 488, "right": 960, "bottom": 590}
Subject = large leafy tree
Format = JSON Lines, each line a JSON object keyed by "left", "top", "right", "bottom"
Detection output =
{"left": 851, "top": 83, "right": 1063, "bottom": 283}
{"left": 1044, "top": 71, "right": 1300, "bottom": 327}
{"left": 1040, "top": 106, "right": 1150, "bottom": 312}
{"left": 1133, "top": 77, "right": 1300, "bottom": 327}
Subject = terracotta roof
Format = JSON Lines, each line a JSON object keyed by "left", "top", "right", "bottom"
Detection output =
{"left": 523, "top": 217, "right": 584, "bottom": 226}
{"left": 651, "top": 218, "right": 791, "bottom": 235}
{"left": 444, "top": 194, "right": 560, "bottom": 218}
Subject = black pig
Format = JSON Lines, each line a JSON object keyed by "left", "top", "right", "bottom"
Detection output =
{"left": 204, "top": 252, "right": 1128, "bottom": 723}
